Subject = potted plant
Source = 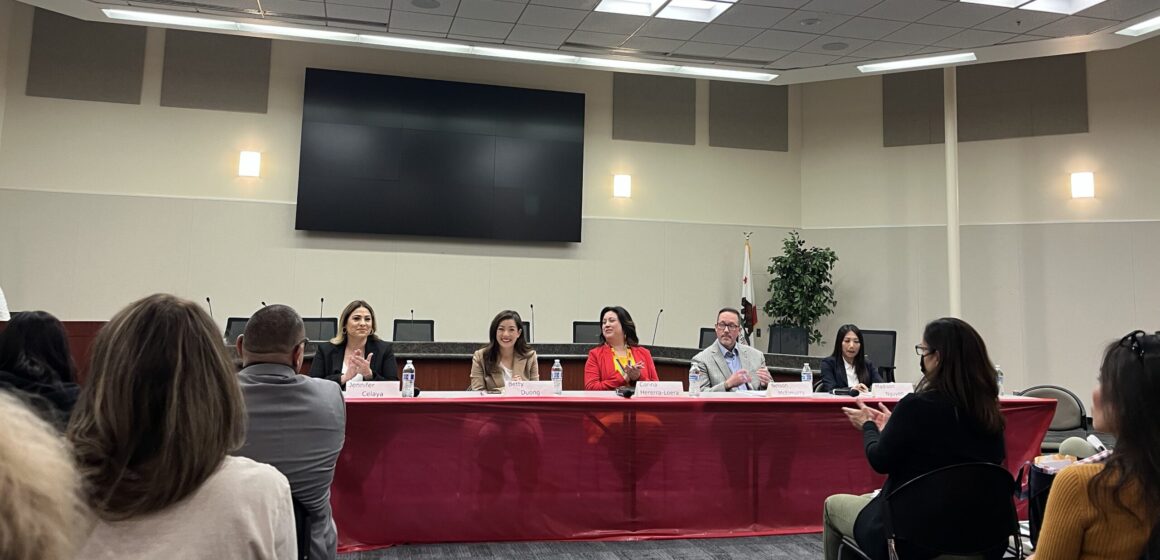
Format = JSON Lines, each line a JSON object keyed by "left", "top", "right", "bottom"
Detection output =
{"left": 764, "top": 231, "right": 838, "bottom": 355}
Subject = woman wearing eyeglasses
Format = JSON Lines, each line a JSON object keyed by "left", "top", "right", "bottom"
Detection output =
{"left": 820, "top": 317, "right": 1007, "bottom": 560}
{"left": 1028, "top": 331, "right": 1160, "bottom": 560}
{"left": 819, "top": 324, "right": 881, "bottom": 394}
{"left": 583, "top": 306, "right": 658, "bottom": 390}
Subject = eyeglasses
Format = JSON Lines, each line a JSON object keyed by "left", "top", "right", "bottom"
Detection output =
{"left": 716, "top": 323, "right": 741, "bottom": 331}
{"left": 915, "top": 344, "right": 933, "bottom": 357}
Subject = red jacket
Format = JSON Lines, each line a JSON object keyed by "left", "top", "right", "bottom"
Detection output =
{"left": 583, "top": 345, "right": 659, "bottom": 390}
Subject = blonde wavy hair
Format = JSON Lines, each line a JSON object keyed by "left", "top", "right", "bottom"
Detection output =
{"left": 67, "top": 294, "right": 245, "bottom": 521}
{"left": 0, "top": 392, "right": 86, "bottom": 559}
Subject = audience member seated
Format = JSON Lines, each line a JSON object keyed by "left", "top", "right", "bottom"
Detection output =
{"left": 0, "top": 393, "right": 84, "bottom": 560}
{"left": 234, "top": 304, "right": 346, "bottom": 560}
{"left": 584, "top": 306, "right": 658, "bottom": 391}
{"left": 0, "top": 310, "right": 80, "bottom": 430}
{"left": 819, "top": 324, "right": 881, "bottom": 394}
{"left": 68, "top": 294, "right": 296, "bottom": 560}
{"left": 470, "top": 310, "right": 538, "bottom": 392}
{"left": 691, "top": 307, "right": 770, "bottom": 392}
{"left": 310, "top": 299, "right": 397, "bottom": 390}
{"left": 822, "top": 317, "right": 1007, "bottom": 560}
{"left": 1029, "top": 330, "right": 1160, "bottom": 560}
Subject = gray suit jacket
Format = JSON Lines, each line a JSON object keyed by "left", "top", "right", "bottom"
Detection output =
{"left": 235, "top": 363, "right": 346, "bottom": 560}
{"left": 691, "top": 340, "right": 769, "bottom": 392}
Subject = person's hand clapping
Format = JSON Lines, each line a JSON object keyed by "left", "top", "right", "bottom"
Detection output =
{"left": 624, "top": 362, "right": 643, "bottom": 381}
{"left": 727, "top": 370, "right": 751, "bottom": 390}
{"left": 753, "top": 366, "right": 772, "bottom": 386}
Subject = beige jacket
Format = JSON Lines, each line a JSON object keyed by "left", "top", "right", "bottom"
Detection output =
{"left": 469, "top": 348, "right": 539, "bottom": 391}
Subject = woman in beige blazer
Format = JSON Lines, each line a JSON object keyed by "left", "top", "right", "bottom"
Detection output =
{"left": 470, "top": 310, "right": 539, "bottom": 391}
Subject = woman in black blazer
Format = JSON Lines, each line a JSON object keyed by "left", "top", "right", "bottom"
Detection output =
{"left": 309, "top": 300, "right": 397, "bottom": 389}
{"left": 819, "top": 324, "right": 881, "bottom": 394}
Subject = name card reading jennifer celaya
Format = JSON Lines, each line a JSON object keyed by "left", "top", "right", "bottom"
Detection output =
{"left": 344, "top": 381, "right": 401, "bottom": 399}
{"left": 504, "top": 380, "right": 556, "bottom": 396}
{"left": 634, "top": 381, "right": 683, "bottom": 397}
{"left": 765, "top": 381, "right": 812, "bottom": 398}
{"left": 871, "top": 383, "right": 914, "bottom": 399}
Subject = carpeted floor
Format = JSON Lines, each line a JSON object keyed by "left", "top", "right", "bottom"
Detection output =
{"left": 339, "top": 534, "right": 823, "bottom": 559}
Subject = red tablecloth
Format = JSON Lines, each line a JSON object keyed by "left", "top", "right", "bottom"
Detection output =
{"left": 333, "top": 396, "right": 1055, "bottom": 551}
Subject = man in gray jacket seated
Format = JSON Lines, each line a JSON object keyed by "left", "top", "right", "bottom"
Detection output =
{"left": 234, "top": 305, "right": 346, "bottom": 560}
{"left": 692, "top": 307, "right": 771, "bottom": 392}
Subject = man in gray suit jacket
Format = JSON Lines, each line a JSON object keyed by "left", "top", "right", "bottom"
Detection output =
{"left": 692, "top": 308, "right": 771, "bottom": 392}
{"left": 234, "top": 305, "right": 346, "bottom": 560}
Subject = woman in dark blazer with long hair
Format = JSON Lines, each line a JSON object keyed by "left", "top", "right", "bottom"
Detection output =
{"left": 819, "top": 324, "right": 881, "bottom": 394}
{"left": 310, "top": 300, "right": 397, "bottom": 389}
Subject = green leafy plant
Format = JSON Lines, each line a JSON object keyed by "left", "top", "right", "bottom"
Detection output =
{"left": 763, "top": 231, "right": 838, "bottom": 346}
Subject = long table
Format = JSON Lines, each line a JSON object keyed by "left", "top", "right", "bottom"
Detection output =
{"left": 332, "top": 393, "right": 1055, "bottom": 551}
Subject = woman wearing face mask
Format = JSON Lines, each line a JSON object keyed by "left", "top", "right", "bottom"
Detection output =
{"left": 470, "top": 310, "right": 538, "bottom": 392}
{"left": 819, "top": 324, "right": 881, "bottom": 394}
{"left": 820, "top": 317, "right": 1007, "bottom": 560}
{"left": 310, "top": 300, "right": 397, "bottom": 389}
{"left": 583, "top": 306, "right": 658, "bottom": 391}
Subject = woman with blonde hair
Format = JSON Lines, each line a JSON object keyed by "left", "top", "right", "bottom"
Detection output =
{"left": 310, "top": 299, "right": 397, "bottom": 389}
{"left": 69, "top": 294, "right": 296, "bottom": 559}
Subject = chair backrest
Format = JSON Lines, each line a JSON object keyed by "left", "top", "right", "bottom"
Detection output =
{"left": 522, "top": 321, "right": 531, "bottom": 342}
{"left": 392, "top": 319, "right": 434, "bottom": 342}
{"left": 302, "top": 317, "right": 338, "bottom": 342}
{"left": 767, "top": 326, "right": 809, "bottom": 355}
{"left": 224, "top": 317, "right": 249, "bottom": 344}
{"left": 572, "top": 321, "right": 601, "bottom": 344}
{"left": 886, "top": 462, "right": 1019, "bottom": 558}
{"left": 1018, "top": 385, "right": 1087, "bottom": 431}
{"left": 291, "top": 496, "right": 310, "bottom": 560}
{"left": 699, "top": 327, "right": 717, "bottom": 349}
{"left": 860, "top": 329, "right": 897, "bottom": 370}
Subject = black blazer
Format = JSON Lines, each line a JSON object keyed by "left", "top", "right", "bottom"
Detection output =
{"left": 819, "top": 355, "right": 881, "bottom": 393}
{"left": 309, "top": 338, "right": 398, "bottom": 389}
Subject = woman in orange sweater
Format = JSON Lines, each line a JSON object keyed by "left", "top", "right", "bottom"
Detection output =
{"left": 1030, "top": 330, "right": 1160, "bottom": 560}
{"left": 583, "top": 306, "right": 658, "bottom": 390}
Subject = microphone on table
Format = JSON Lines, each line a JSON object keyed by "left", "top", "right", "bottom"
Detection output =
{"left": 315, "top": 297, "right": 326, "bottom": 339}
{"left": 529, "top": 303, "right": 535, "bottom": 343}
{"left": 832, "top": 387, "right": 861, "bottom": 397}
{"left": 651, "top": 308, "right": 664, "bottom": 346}
{"left": 205, "top": 297, "right": 215, "bottom": 321}
{"left": 410, "top": 309, "right": 415, "bottom": 324}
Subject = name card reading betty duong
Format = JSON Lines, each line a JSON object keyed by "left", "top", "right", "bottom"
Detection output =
{"left": 634, "top": 381, "right": 683, "bottom": 397}
{"left": 344, "top": 381, "right": 401, "bottom": 399}
{"left": 504, "top": 380, "right": 556, "bottom": 396}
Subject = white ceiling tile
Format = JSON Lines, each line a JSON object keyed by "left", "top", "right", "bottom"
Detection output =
{"left": 451, "top": 17, "right": 516, "bottom": 37}
{"left": 623, "top": 36, "right": 686, "bottom": 52}
{"left": 530, "top": 0, "right": 598, "bottom": 7}
{"left": 725, "top": 45, "right": 791, "bottom": 61}
{"left": 882, "top": 22, "right": 962, "bottom": 44}
{"left": 327, "top": 20, "right": 392, "bottom": 30}
{"left": 201, "top": 0, "right": 260, "bottom": 10}
{"left": 576, "top": 11, "right": 646, "bottom": 33}
{"left": 456, "top": 0, "right": 527, "bottom": 22}
{"left": 326, "top": 4, "right": 391, "bottom": 22}
{"left": 673, "top": 41, "right": 738, "bottom": 56}
{"left": 912, "top": 45, "right": 951, "bottom": 54}
{"left": 739, "top": 0, "right": 810, "bottom": 7}
{"left": 800, "top": 0, "right": 882, "bottom": 16}
{"left": 830, "top": 17, "right": 909, "bottom": 40}
{"left": 934, "top": 28, "right": 1015, "bottom": 47}
{"left": 393, "top": 0, "right": 459, "bottom": 15}
{"left": 1077, "top": 0, "right": 1159, "bottom": 21}
{"left": 973, "top": 9, "right": 1064, "bottom": 33}
{"left": 998, "top": 33, "right": 1051, "bottom": 43}
{"left": 772, "top": 10, "right": 851, "bottom": 34}
{"left": 262, "top": 0, "right": 326, "bottom": 16}
{"left": 832, "top": 55, "right": 871, "bottom": 64}
{"left": 638, "top": 19, "right": 707, "bottom": 39}
{"left": 327, "top": 0, "right": 391, "bottom": 8}
{"left": 711, "top": 5, "right": 794, "bottom": 28}
{"left": 448, "top": 33, "right": 505, "bottom": 42}
{"left": 506, "top": 23, "right": 572, "bottom": 44}
{"left": 920, "top": 2, "right": 1008, "bottom": 28}
{"left": 566, "top": 29, "right": 629, "bottom": 46}
{"left": 518, "top": 5, "right": 588, "bottom": 28}
{"left": 1031, "top": 15, "right": 1118, "bottom": 36}
{"left": 745, "top": 28, "right": 819, "bottom": 50}
{"left": 389, "top": 9, "right": 454, "bottom": 31}
{"left": 848, "top": 39, "right": 922, "bottom": 58}
{"left": 767, "top": 51, "right": 838, "bottom": 67}
{"left": 797, "top": 34, "right": 871, "bottom": 54}
{"left": 861, "top": 0, "right": 948, "bottom": 23}
{"left": 691, "top": 23, "right": 764, "bottom": 44}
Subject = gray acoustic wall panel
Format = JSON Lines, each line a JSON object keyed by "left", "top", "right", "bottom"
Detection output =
{"left": 708, "top": 81, "right": 788, "bottom": 152}
{"left": 612, "top": 73, "right": 695, "bottom": 145}
{"left": 882, "top": 69, "right": 944, "bottom": 148}
{"left": 26, "top": 8, "right": 146, "bottom": 104}
{"left": 161, "top": 30, "right": 272, "bottom": 113}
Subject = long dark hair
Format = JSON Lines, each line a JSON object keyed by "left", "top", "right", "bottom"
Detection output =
{"left": 830, "top": 324, "right": 870, "bottom": 385}
{"left": 0, "top": 311, "right": 76, "bottom": 385}
{"left": 916, "top": 317, "right": 1004, "bottom": 434}
{"left": 598, "top": 306, "right": 639, "bottom": 347}
{"left": 481, "top": 310, "right": 532, "bottom": 374}
{"left": 1089, "top": 332, "right": 1160, "bottom": 528}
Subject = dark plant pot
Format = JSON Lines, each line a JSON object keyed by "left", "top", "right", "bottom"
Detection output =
{"left": 767, "top": 326, "right": 809, "bottom": 355}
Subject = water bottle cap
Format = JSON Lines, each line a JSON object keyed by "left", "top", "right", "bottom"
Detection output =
{"left": 405, "top": 359, "right": 413, "bottom": 364}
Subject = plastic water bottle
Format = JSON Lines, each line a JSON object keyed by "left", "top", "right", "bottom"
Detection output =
{"left": 801, "top": 363, "right": 813, "bottom": 387}
{"left": 551, "top": 359, "right": 563, "bottom": 395}
{"left": 688, "top": 364, "right": 701, "bottom": 397}
{"left": 401, "top": 360, "right": 416, "bottom": 398}
{"left": 995, "top": 364, "right": 1005, "bottom": 397}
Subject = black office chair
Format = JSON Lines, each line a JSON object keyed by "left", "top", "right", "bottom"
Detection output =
{"left": 572, "top": 321, "right": 601, "bottom": 344}
{"left": 1016, "top": 384, "right": 1089, "bottom": 452}
{"left": 699, "top": 327, "right": 716, "bottom": 349}
{"left": 224, "top": 317, "right": 249, "bottom": 344}
{"left": 393, "top": 319, "right": 434, "bottom": 342}
{"left": 860, "top": 329, "right": 898, "bottom": 383}
{"left": 302, "top": 317, "right": 338, "bottom": 341}
{"left": 838, "top": 462, "right": 1021, "bottom": 560}
{"left": 291, "top": 496, "right": 310, "bottom": 560}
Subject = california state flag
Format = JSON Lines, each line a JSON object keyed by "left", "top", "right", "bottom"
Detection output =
{"left": 741, "top": 238, "right": 758, "bottom": 344}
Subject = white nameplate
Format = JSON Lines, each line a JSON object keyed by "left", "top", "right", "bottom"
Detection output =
{"left": 765, "top": 381, "right": 812, "bottom": 397}
{"left": 344, "top": 381, "right": 401, "bottom": 399}
{"left": 504, "top": 380, "right": 555, "bottom": 396}
{"left": 871, "top": 383, "right": 914, "bottom": 399}
{"left": 634, "top": 381, "right": 683, "bottom": 397}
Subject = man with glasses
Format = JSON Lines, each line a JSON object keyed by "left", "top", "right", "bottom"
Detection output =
{"left": 235, "top": 304, "right": 346, "bottom": 560}
{"left": 691, "top": 307, "right": 771, "bottom": 392}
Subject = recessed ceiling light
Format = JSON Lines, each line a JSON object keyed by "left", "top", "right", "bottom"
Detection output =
{"left": 237, "top": 23, "right": 359, "bottom": 41}
{"left": 676, "top": 66, "right": 777, "bottom": 81}
{"left": 857, "top": 52, "right": 977, "bottom": 73}
{"left": 102, "top": 8, "right": 240, "bottom": 30}
{"left": 359, "top": 34, "right": 472, "bottom": 53}
{"left": 654, "top": 0, "right": 735, "bottom": 22}
{"left": 1018, "top": 0, "right": 1108, "bottom": 15}
{"left": 959, "top": 0, "right": 1031, "bottom": 7}
{"left": 594, "top": 0, "right": 667, "bottom": 16}
{"left": 576, "top": 57, "right": 678, "bottom": 72}
{"left": 1116, "top": 14, "right": 1160, "bottom": 37}
{"left": 473, "top": 47, "right": 580, "bottom": 63}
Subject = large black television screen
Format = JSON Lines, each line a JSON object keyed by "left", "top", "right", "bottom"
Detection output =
{"left": 296, "top": 68, "right": 585, "bottom": 242}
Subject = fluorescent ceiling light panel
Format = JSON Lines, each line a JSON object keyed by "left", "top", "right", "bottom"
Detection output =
{"left": 472, "top": 47, "right": 580, "bottom": 63}
{"left": 359, "top": 35, "right": 472, "bottom": 53}
{"left": 102, "top": 9, "right": 240, "bottom": 30}
{"left": 576, "top": 57, "right": 678, "bottom": 72}
{"left": 676, "top": 66, "right": 777, "bottom": 81}
{"left": 237, "top": 23, "right": 358, "bottom": 42}
{"left": 1018, "top": 0, "right": 1108, "bottom": 15}
{"left": 958, "top": 0, "right": 1030, "bottom": 7}
{"left": 594, "top": 0, "right": 667, "bottom": 16}
{"left": 656, "top": 0, "right": 734, "bottom": 22}
{"left": 1116, "top": 14, "right": 1160, "bottom": 36}
{"left": 858, "top": 52, "right": 977, "bottom": 73}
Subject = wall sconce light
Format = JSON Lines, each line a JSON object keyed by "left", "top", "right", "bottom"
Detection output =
{"left": 239, "top": 151, "right": 262, "bottom": 177}
{"left": 613, "top": 174, "right": 631, "bottom": 198}
{"left": 1070, "top": 171, "right": 1094, "bottom": 199}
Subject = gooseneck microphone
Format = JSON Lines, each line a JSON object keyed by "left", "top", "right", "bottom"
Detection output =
{"left": 529, "top": 303, "right": 535, "bottom": 343}
{"left": 205, "top": 297, "right": 214, "bottom": 320}
{"left": 261, "top": 301, "right": 267, "bottom": 307}
{"left": 410, "top": 309, "right": 415, "bottom": 323}
{"left": 316, "top": 297, "right": 325, "bottom": 340}
{"left": 651, "top": 308, "right": 664, "bottom": 346}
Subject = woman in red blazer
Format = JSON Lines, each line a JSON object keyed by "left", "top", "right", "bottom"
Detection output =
{"left": 584, "top": 306, "right": 659, "bottom": 390}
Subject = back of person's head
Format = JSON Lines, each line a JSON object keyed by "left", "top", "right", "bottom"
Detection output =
{"left": 0, "top": 392, "right": 84, "bottom": 559}
{"left": 918, "top": 317, "right": 1004, "bottom": 434}
{"left": 0, "top": 310, "right": 76, "bottom": 384}
{"left": 1091, "top": 331, "right": 1160, "bottom": 530}
{"left": 67, "top": 293, "right": 245, "bottom": 521}
{"left": 241, "top": 304, "right": 305, "bottom": 356}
